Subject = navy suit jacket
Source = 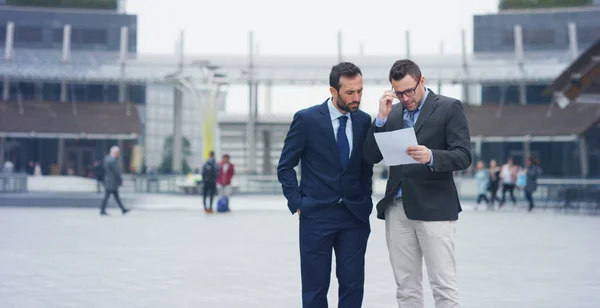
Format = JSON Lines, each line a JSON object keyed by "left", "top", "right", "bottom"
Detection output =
{"left": 277, "top": 100, "right": 374, "bottom": 223}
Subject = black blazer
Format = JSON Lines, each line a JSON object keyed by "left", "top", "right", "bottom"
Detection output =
{"left": 363, "top": 90, "right": 472, "bottom": 221}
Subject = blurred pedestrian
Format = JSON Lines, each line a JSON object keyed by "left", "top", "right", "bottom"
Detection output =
{"left": 99, "top": 146, "right": 130, "bottom": 216}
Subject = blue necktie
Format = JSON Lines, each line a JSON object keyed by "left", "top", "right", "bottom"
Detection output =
{"left": 396, "top": 110, "right": 417, "bottom": 199}
{"left": 405, "top": 111, "right": 416, "bottom": 128}
{"left": 337, "top": 116, "right": 350, "bottom": 169}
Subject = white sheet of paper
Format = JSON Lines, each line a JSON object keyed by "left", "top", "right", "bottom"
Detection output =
{"left": 374, "top": 127, "right": 420, "bottom": 166}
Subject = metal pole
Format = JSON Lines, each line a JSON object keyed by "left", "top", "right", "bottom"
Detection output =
{"left": 247, "top": 31, "right": 257, "bottom": 174}
{"left": 3, "top": 22, "right": 14, "bottom": 101}
{"left": 175, "top": 78, "right": 202, "bottom": 167}
{"left": 568, "top": 22, "right": 578, "bottom": 60}
{"left": 253, "top": 83, "right": 259, "bottom": 119}
{"left": 4, "top": 22, "right": 14, "bottom": 61}
{"left": 337, "top": 31, "right": 342, "bottom": 62}
{"left": 2, "top": 78, "right": 8, "bottom": 101}
{"left": 514, "top": 25, "right": 527, "bottom": 105}
{"left": 523, "top": 135, "right": 531, "bottom": 165}
{"left": 118, "top": 26, "right": 128, "bottom": 103}
{"left": 203, "top": 72, "right": 216, "bottom": 160}
{"left": 405, "top": 30, "right": 410, "bottom": 58}
{"left": 514, "top": 25, "right": 524, "bottom": 65}
{"left": 461, "top": 29, "right": 468, "bottom": 72}
{"left": 265, "top": 81, "right": 273, "bottom": 115}
{"left": 59, "top": 24, "right": 71, "bottom": 103}
{"left": 172, "top": 30, "right": 184, "bottom": 173}
{"left": 213, "top": 85, "right": 225, "bottom": 159}
{"left": 60, "top": 82, "right": 67, "bottom": 102}
{"left": 475, "top": 137, "right": 483, "bottom": 162}
{"left": 461, "top": 30, "right": 470, "bottom": 103}
{"left": 263, "top": 130, "right": 271, "bottom": 175}
{"left": 579, "top": 136, "right": 589, "bottom": 177}
{"left": 62, "top": 24, "right": 71, "bottom": 62}
{"left": 438, "top": 41, "right": 444, "bottom": 93}
{"left": 0, "top": 137, "right": 5, "bottom": 166}
{"left": 57, "top": 138, "right": 64, "bottom": 172}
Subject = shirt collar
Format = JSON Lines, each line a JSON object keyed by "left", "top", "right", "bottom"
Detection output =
{"left": 328, "top": 97, "right": 349, "bottom": 121}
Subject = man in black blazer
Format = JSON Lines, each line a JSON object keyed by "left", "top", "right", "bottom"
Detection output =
{"left": 363, "top": 59, "right": 471, "bottom": 308}
{"left": 278, "top": 62, "right": 374, "bottom": 308}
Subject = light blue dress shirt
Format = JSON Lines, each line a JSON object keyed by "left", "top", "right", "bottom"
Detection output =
{"left": 375, "top": 88, "right": 433, "bottom": 199}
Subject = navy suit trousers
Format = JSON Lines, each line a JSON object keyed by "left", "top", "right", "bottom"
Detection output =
{"left": 299, "top": 203, "right": 370, "bottom": 308}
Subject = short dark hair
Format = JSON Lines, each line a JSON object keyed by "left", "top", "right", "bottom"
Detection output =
{"left": 329, "top": 62, "right": 362, "bottom": 92}
{"left": 389, "top": 59, "right": 422, "bottom": 83}
{"left": 209, "top": 151, "right": 215, "bottom": 157}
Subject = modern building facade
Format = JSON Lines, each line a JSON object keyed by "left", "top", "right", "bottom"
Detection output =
{"left": 468, "top": 4, "right": 600, "bottom": 177}
{"left": 473, "top": 4, "right": 600, "bottom": 105}
{"left": 0, "top": 2, "right": 143, "bottom": 176}
{"left": 0, "top": 4, "right": 136, "bottom": 52}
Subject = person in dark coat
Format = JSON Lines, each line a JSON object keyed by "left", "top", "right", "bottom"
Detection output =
{"left": 99, "top": 146, "right": 130, "bottom": 216}
{"left": 201, "top": 151, "right": 219, "bottom": 213}
{"left": 525, "top": 156, "right": 542, "bottom": 212}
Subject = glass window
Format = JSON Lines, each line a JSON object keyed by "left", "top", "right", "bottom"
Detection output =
{"left": 577, "top": 26, "right": 600, "bottom": 43}
{"left": 15, "top": 26, "right": 42, "bottom": 43}
{"left": 52, "top": 28, "right": 63, "bottom": 43}
{"left": 501, "top": 29, "right": 514, "bottom": 47}
{"left": 523, "top": 28, "right": 555, "bottom": 45}
{"left": 81, "top": 29, "right": 107, "bottom": 45}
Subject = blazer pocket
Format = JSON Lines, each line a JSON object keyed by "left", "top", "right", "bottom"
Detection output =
{"left": 404, "top": 179, "right": 454, "bottom": 209}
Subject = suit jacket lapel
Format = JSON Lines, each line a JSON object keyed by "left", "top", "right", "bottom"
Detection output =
{"left": 413, "top": 91, "right": 439, "bottom": 134}
{"left": 319, "top": 101, "right": 341, "bottom": 167}
{"left": 350, "top": 113, "right": 361, "bottom": 163}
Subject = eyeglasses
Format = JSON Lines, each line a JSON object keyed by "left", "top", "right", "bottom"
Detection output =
{"left": 392, "top": 82, "right": 419, "bottom": 99}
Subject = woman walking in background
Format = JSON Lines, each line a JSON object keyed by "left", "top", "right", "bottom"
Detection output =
{"left": 500, "top": 158, "right": 518, "bottom": 207}
{"left": 525, "top": 156, "right": 542, "bottom": 212}
{"left": 488, "top": 159, "right": 501, "bottom": 208}
{"left": 474, "top": 160, "right": 490, "bottom": 210}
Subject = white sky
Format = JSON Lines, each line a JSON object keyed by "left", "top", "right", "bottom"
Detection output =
{"left": 125, "top": 0, "right": 500, "bottom": 116}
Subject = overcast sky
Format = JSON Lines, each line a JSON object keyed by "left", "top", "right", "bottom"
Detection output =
{"left": 125, "top": 0, "right": 500, "bottom": 115}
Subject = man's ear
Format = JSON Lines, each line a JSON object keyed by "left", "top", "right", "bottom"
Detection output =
{"left": 329, "top": 87, "right": 337, "bottom": 100}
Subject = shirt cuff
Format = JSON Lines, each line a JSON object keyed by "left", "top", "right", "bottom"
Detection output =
{"left": 375, "top": 117, "right": 387, "bottom": 127}
{"left": 427, "top": 149, "right": 434, "bottom": 167}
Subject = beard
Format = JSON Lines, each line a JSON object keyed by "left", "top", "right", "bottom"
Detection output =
{"left": 336, "top": 96, "right": 360, "bottom": 113}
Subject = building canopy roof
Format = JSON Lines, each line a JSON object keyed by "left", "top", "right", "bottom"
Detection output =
{"left": 544, "top": 39, "right": 600, "bottom": 103}
{"left": 465, "top": 103, "right": 600, "bottom": 139}
{"left": 0, "top": 100, "right": 141, "bottom": 139}
{"left": 0, "top": 48, "right": 574, "bottom": 85}
{"left": 219, "top": 103, "right": 600, "bottom": 141}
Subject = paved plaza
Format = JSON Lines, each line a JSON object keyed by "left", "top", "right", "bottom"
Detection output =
{"left": 1, "top": 194, "right": 599, "bottom": 308}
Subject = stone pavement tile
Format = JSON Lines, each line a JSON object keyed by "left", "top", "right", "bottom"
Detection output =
{"left": 0, "top": 197, "right": 599, "bottom": 307}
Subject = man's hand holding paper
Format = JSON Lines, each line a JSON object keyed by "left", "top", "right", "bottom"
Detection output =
{"left": 373, "top": 127, "right": 422, "bottom": 166}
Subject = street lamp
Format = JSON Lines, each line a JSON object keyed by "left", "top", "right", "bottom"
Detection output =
{"left": 202, "top": 69, "right": 228, "bottom": 160}
{"left": 164, "top": 64, "right": 228, "bottom": 171}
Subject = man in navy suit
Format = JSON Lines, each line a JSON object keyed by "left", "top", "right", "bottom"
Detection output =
{"left": 277, "top": 62, "right": 374, "bottom": 308}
